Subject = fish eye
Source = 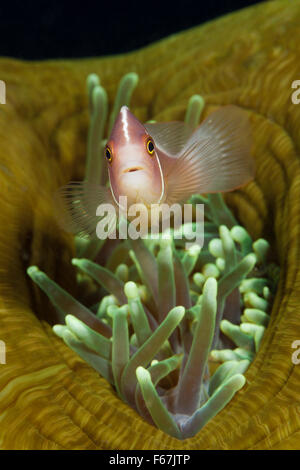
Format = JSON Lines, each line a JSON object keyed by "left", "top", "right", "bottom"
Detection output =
{"left": 105, "top": 146, "right": 112, "bottom": 163}
{"left": 146, "top": 138, "right": 155, "bottom": 155}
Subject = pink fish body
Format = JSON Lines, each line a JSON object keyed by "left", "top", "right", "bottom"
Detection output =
{"left": 56, "top": 105, "right": 254, "bottom": 237}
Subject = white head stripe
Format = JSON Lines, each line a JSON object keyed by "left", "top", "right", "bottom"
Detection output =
{"left": 121, "top": 107, "right": 130, "bottom": 142}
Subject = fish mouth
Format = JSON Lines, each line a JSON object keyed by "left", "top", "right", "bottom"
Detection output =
{"left": 123, "top": 166, "right": 144, "bottom": 174}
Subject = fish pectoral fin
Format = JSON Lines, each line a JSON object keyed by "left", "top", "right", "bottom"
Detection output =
{"left": 53, "top": 181, "right": 117, "bottom": 239}
{"left": 164, "top": 105, "right": 255, "bottom": 205}
{"left": 144, "top": 121, "right": 194, "bottom": 155}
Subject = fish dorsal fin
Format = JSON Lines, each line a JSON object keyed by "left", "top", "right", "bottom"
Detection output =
{"left": 164, "top": 105, "right": 255, "bottom": 205}
{"left": 144, "top": 121, "right": 194, "bottom": 156}
{"left": 54, "top": 181, "right": 117, "bottom": 239}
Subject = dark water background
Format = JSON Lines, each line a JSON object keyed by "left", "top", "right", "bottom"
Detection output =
{"left": 0, "top": 0, "right": 264, "bottom": 60}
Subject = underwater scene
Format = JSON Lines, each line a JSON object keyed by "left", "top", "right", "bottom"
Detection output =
{"left": 0, "top": 0, "right": 299, "bottom": 453}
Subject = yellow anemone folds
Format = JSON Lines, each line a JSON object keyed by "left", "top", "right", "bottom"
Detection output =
{"left": 0, "top": 0, "right": 300, "bottom": 449}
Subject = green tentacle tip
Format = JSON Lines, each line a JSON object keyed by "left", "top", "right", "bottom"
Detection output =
{"left": 221, "top": 319, "right": 255, "bottom": 351}
{"left": 216, "top": 257, "right": 225, "bottom": 271}
{"left": 92, "top": 85, "right": 107, "bottom": 105}
{"left": 185, "top": 94, "right": 205, "bottom": 129}
{"left": 187, "top": 244, "right": 201, "bottom": 257}
{"left": 202, "top": 263, "right": 220, "bottom": 279}
{"left": 72, "top": 258, "right": 83, "bottom": 267}
{"left": 27, "top": 265, "right": 40, "bottom": 277}
{"left": 209, "top": 238, "right": 224, "bottom": 258}
{"left": 231, "top": 225, "right": 251, "bottom": 242}
{"left": 52, "top": 324, "right": 68, "bottom": 338}
{"left": 244, "top": 253, "right": 257, "bottom": 268}
{"left": 244, "top": 291, "right": 268, "bottom": 311}
{"left": 230, "top": 225, "right": 253, "bottom": 254}
{"left": 253, "top": 238, "right": 270, "bottom": 264}
{"left": 122, "top": 72, "right": 139, "bottom": 88}
{"left": 229, "top": 373, "right": 246, "bottom": 390}
{"left": 87, "top": 73, "right": 100, "bottom": 89}
{"left": 188, "top": 94, "right": 205, "bottom": 108}
{"left": 193, "top": 272, "right": 205, "bottom": 288}
{"left": 124, "top": 281, "right": 139, "bottom": 299}
{"left": 243, "top": 308, "right": 269, "bottom": 326}
{"left": 115, "top": 264, "right": 129, "bottom": 283}
{"left": 107, "top": 304, "right": 124, "bottom": 318}
{"left": 168, "top": 305, "right": 185, "bottom": 322}
{"left": 204, "top": 276, "right": 217, "bottom": 296}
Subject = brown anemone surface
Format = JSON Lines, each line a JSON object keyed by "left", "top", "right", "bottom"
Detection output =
{"left": 0, "top": 0, "right": 300, "bottom": 449}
